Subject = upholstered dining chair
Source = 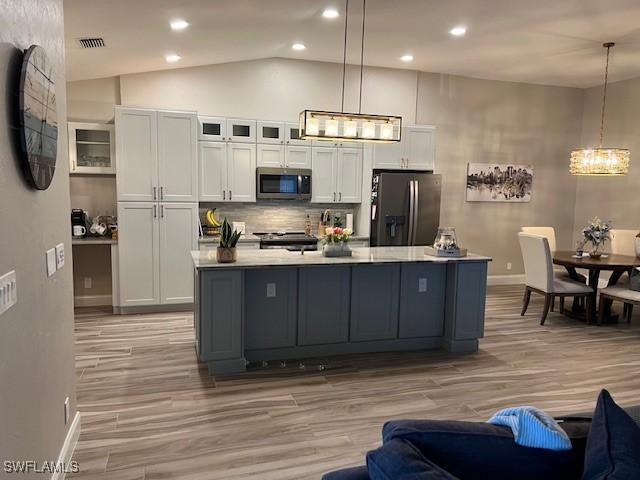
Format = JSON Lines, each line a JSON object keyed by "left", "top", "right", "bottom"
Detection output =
{"left": 518, "top": 233, "right": 594, "bottom": 325}
{"left": 600, "top": 229, "right": 639, "bottom": 322}
{"left": 610, "top": 229, "right": 638, "bottom": 256}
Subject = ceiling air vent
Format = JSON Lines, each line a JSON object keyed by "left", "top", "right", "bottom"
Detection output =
{"left": 77, "top": 37, "right": 106, "bottom": 49}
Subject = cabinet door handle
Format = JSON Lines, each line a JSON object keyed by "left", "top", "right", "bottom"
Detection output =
{"left": 229, "top": 190, "right": 232, "bottom": 200}
{"left": 160, "top": 205, "right": 164, "bottom": 218}
{"left": 223, "top": 190, "right": 226, "bottom": 200}
{"left": 160, "top": 186, "right": 164, "bottom": 199}
{"left": 333, "top": 192, "right": 336, "bottom": 201}
{"left": 339, "top": 192, "right": 342, "bottom": 201}
{"left": 153, "top": 205, "right": 157, "bottom": 218}
{"left": 153, "top": 186, "right": 157, "bottom": 200}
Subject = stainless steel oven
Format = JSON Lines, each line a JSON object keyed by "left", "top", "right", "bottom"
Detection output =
{"left": 256, "top": 167, "right": 312, "bottom": 200}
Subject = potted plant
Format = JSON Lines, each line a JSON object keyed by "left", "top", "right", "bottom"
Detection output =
{"left": 322, "top": 226, "right": 353, "bottom": 257}
{"left": 217, "top": 218, "right": 241, "bottom": 263}
{"left": 582, "top": 217, "right": 612, "bottom": 258}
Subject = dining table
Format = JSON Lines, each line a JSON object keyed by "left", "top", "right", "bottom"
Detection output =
{"left": 553, "top": 251, "right": 639, "bottom": 323}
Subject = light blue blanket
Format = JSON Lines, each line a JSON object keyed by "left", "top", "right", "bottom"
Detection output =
{"left": 488, "top": 406, "right": 572, "bottom": 451}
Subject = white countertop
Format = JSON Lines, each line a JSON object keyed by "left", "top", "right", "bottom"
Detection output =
{"left": 198, "top": 235, "right": 370, "bottom": 244}
{"left": 192, "top": 246, "right": 491, "bottom": 269}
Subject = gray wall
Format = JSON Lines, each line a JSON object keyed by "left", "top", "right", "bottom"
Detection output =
{"left": 574, "top": 76, "right": 640, "bottom": 236}
{"left": 0, "top": 0, "right": 77, "bottom": 473}
{"left": 417, "top": 73, "right": 584, "bottom": 275}
{"left": 67, "top": 57, "right": 587, "bottom": 275}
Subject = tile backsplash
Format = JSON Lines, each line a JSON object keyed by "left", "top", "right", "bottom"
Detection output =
{"left": 199, "top": 201, "right": 358, "bottom": 235}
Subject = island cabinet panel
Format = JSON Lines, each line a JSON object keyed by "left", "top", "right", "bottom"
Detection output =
{"left": 198, "top": 270, "right": 243, "bottom": 361}
{"left": 298, "top": 266, "right": 351, "bottom": 345}
{"left": 350, "top": 264, "right": 401, "bottom": 342}
{"left": 245, "top": 269, "right": 298, "bottom": 350}
{"left": 398, "top": 263, "right": 446, "bottom": 338}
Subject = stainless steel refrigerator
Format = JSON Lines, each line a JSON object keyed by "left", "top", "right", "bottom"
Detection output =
{"left": 370, "top": 170, "right": 442, "bottom": 246}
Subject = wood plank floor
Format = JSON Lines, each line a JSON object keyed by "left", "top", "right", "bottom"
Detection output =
{"left": 70, "top": 285, "right": 640, "bottom": 479}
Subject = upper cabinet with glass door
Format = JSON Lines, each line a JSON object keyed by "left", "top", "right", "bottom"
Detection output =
{"left": 68, "top": 122, "right": 116, "bottom": 174}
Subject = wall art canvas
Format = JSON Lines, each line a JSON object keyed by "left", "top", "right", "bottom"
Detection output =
{"left": 466, "top": 163, "right": 533, "bottom": 202}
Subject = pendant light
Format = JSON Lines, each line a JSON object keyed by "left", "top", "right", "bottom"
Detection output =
{"left": 299, "top": 0, "right": 402, "bottom": 143}
{"left": 570, "top": 42, "right": 630, "bottom": 175}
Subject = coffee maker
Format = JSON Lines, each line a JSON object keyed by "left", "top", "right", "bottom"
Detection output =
{"left": 71, "top": 209, "right": 88, "bottom": 238}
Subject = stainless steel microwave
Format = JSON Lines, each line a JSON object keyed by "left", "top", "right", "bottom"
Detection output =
{"left": 256, "top": 167, "right": 312, "bottom": 200}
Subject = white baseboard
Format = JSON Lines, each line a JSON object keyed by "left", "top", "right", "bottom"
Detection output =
{"left": 74, "top": 294, "right": 112, "bottom": 307}
{"left": 487, "top": 274, "right": 525, "bottom": 286}
{"left": 52, "top": 412, "right": 81, "bottom": 480}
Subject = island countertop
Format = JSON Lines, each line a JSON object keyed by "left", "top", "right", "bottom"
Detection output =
{"left": 191, "top": 246, "right": 491, "bottom": 269}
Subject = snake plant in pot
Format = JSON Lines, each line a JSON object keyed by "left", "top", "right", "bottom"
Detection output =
{"left": 217, "top": 218, "right": 241, "bottom": 263}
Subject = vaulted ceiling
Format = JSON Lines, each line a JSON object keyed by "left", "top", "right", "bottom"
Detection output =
{"left": 64, "top": 0, "right": 640, "bottom": 87}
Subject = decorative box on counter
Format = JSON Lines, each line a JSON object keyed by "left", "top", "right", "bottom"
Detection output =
{"left": 425, "top": 227, "right": 468, "bottom": 258}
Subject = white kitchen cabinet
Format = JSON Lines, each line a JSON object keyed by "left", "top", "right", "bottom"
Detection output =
{"left": 115, "top": 107, "right": 158, "bottom": 202}
{"left": 159, "top": 203, "right": 199, "bottom": 304}
{"left": 286, "top": 145, "right": 312, "bottom": 168}
{"left": 257, "top": 121, "right": 285, "bottom": 145}
{"left": 199, "top": 142, "right": 256, "bottom": 202}
{"left": 373, "top": 125, "right": 435, "bottom": 171}
{"left": 199, "top": 142, "right": 227, "bottom": 202}
{"left": 118, "top": 202, "right": 198, "bottom": 307}
{"left": 312, "top": 147, "right": 361, "bottom": 203}
{"left": 337, "top": 148, "right": 363, "bottom": 203}
{"left": 226, "top": 118, "right": 256, "bottom": 143}
{"left": 198, "top": 116, "right": 227, "bottom": 142}
{"left": 116, "top": 107, "right": 198, "bottom": 202}
{"left": 257, "top": 144, "right": 284, "bottom": 167}
{"left": 227, "top": 143, "right": 256, "bottom": 202}
{"left": 117, "top": 202, "right": 160, "bottom": 306}
{"left": 158, "top": 110, "right": 198, "bottom": 202}
{"left": 285, "top": 122, "right": 310, "bottom": 146}
{"left": 312, "top": 147, "right": 339, "bottom": 203}
{"left": 68, "top": 122, "right": 116, "bottom": 175}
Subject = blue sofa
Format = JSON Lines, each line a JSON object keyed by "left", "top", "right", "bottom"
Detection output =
{"left": 322, "top": 406, "right": 640, "bottom": 480}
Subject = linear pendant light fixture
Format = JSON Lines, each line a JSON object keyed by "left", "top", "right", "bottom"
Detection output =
{"left": 570, "top": 42, "right": 630, "bottom": 176}
{"left": 299, "top": 0, "right": 402, "bottom": 143}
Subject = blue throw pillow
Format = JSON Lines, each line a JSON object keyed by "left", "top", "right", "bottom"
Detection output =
{"left": 582, "top": 389, "right": 640, "bottom": 479}
{"left": 366, "top": 438, "right": 459, "bottom": 480}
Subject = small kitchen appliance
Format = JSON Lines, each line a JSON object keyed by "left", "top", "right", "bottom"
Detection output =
{"left": 253, "top": 231, "right": 318, "bottom": 251}
{"left": 71, "top": 209, "right": 88, "bottom": 238}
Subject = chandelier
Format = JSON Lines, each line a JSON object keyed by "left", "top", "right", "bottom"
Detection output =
{"left": 299, "top": 0, "right": 402, "bottom": 143}
{"left": 570, "top": 42, "right": 630, "bottom": 176}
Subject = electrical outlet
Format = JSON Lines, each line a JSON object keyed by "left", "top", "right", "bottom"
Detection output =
{"left": 46, "top": 248, "right": 56, "bottom": 277}
{"left": 418, "top": 277, "right": 428, "bottom": 293}
{"left": 266, "top": 283, "right": 276, "bottom": 298}
{"left": 506, "top": 262, "right": 513, "bottom": 271}
{"left": 0, "top": 270, "right": 17, "bottom": 316}
{"left": 55, "top": 243, "right": 65, "bottom": 269}
{"left": 64, "top": 397, "right": 70, "bottom": 424}
{"left": 84, "top": 277, "right": 92, "bottom": 289}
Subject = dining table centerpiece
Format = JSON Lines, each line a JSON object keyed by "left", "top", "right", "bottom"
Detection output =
{"left": 322, "top": 226, "right": 353, "bottom": 257}
{"left": 582, "top": 217, "right": 612, "bottom": 258}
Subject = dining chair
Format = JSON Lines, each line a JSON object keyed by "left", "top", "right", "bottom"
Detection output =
{"left": 518, "top": 233, "right": 594, "bottom": 325}
{"left": 598, "top": 283, "right": 640, "bottom": 325}
{"left": 520, "top": 226, "right": 587, "bottom": 310}
{"left": 610, "top": 229, "right": 638, "bottom": 256}
{"left": 601, "top": 229, "right": 639, "bottom": 320}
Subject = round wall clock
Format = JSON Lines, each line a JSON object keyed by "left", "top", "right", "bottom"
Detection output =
{"left": 18, "top": 45, "right": 58, "bottom": 190}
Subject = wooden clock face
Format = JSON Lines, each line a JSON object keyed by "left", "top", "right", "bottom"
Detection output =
{"left": 19, "top": 45, "right": 58, "bottom": 190}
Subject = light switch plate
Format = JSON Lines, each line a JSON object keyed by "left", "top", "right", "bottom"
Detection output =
{"left": 46, "top": 248, "right": 57, "bottom": 277}
{"left": 0, "top": 270, "right": 17, "bottom": 315}
{"left": 55, "top": 243, "right": 65, "bottom": 269}
{"left": 418, "top": 278, "right": 428, "bottom": 293}
{"left": 266, "top": 283, "right": 276, "bottom": 298}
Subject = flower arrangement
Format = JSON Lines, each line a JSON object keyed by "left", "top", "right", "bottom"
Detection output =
{"left": 582, "top": 217, "right": 612, "bottom": 257}
{"left": 324, "top": 226, "right": 353, "bottom": 244}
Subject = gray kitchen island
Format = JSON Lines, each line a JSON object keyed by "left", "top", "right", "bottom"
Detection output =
{"left": 192, "top": 247, "right": 492, "bottom": 375}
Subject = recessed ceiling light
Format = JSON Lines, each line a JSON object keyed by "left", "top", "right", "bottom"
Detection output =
{"left": 449, "top": 26, "right": 467, "bottom": 36}
{"left": 400, "top": 54, "right": 414, "bottom": 62}
{"left": 170, "top": 19, "right": 190, "bottom": 31}
{"left": 322, "top": 8, "right": 340, "bottom": 18}
{"left": 292, "top": 43, "right": 306, "bottom": 51}
{"left": 165, "top": 53, "right": 181, "bottom": 63}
